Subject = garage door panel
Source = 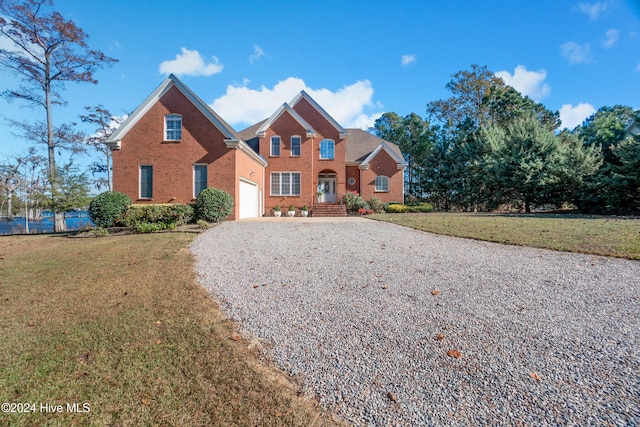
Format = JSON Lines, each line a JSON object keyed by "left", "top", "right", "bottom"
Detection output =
{"left": 239, "top": 180, "right": 258, "bottom": 219}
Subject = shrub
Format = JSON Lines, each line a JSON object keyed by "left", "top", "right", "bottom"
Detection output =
{"left": 274, "top": 204, "right": 281, "bottom": 212}
{"left": 367, "top": 196, "right": 385, "bottom": 213}
{"left": 386, "top": 203, "right": 409, "bottom": 213}
{"left": 88, "top": 191, "right": 132, "bottom": 228}
{"left": 122, "top": 204, "right": 194, "bottom": 228}
{"left": 343, "top": 190, "right": 369, "bottom": 213}
{"left": 407, "top": 203, "right": 434, "bottom": 213}
{"left": 131, "top": 221, "right": 175, "bottom": 233}
{"left": 196, "top": 219, "right": 210, "bottom": 230}
{"left": 195, "top": 188, "right": 234, "bottom": 222}
{"left": 357, "top": 207, "right": 375, "bottom": 215}
{"left": 288, "top": 204, "right": 295, "bottom": 211}
{"left": 404, "top": 194, "right": 421, "bottom": 206}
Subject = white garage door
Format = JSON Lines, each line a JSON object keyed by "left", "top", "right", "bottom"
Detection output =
{"left": 239, "top": 180, "right": 259, "bottom": 219}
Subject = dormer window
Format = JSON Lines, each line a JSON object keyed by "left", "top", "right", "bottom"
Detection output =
{"left": 165, "top": 114, "right": 182, "bottom": 141}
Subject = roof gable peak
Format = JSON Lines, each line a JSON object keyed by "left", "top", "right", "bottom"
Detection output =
{"left": 106, "top": 74, "right": 239, "bottom": 146}
{"left": 289, "top": 91, "right": 349, "bottom": 139}
{"left": 256, "top": 102, "right": 317, "bottom": 138}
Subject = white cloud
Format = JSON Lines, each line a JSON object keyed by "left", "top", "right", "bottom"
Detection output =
{"left": 560, "top": 41, "right": 593, "bottom": 64}
{"left": 603, "top": 29, "right": 619, "bottom": 48}
{"left": 578, "top": 1, "right": 608, "bottom": 20}
{"left": 211, "top": 77, "right": 383, "bottom": 129}
{"left": 495, "top": 65, "right": 551, "bottom": 101}
{"left": 559, "top": 103, "right": 596, "bottom": 130}
{"left": 159, "top": 48, "right": 223, "bottom": 76}
{"left": 401, "top": 54, "right": 416, "bottom": 66}
{"left": 249, "top": 45, "right": 265, "bottom": 64}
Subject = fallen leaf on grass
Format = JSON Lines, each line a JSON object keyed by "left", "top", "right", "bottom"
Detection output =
{"left": 142, "top": 398, "right": 150, "bottom": 405}
{"left": 381, "top": 285, "right": 388, "bottom": 290}
{"left": 154, "top": 320, "right": 162, "bottom": 325}
{"left": 155, "top": 340, "right": 162, "bottom": 345}
{"left": 431, "top": 290, "right": 441, "bottom": 296}
{"left": 230, "top": 335, "right": 241, "bottom": 341}
{"left": 253, "top": 285, "right": 259, "bottom": 289}
{"left": 435, "top": 334, "right": 445, "bottom": 341}
{"left": 275, "top": 411, "right": 282, "bottom": 417}
{"left": 530, "top": 371, "right": 542, "bottom": 381}
{"left": 386, "top": 392, "right": 397, "bottom": 402}
{"left": 447, "top": 349, "right": 462, "bottom": 358}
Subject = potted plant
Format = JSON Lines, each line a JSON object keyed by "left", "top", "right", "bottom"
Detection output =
{"left": 301, "top": 204, "right": 309, "bottom": 217}
{"left": 273, "top": 205, "right": 281, "bottom": 217}
{"left": 288, "top": 204, "right": 296, "bottom": 217}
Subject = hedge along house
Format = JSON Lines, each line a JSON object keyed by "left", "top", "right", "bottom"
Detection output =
{"left": 107, "top": 74, "right": 406, "bottom": 219}
{"left": 106, "top": 74, "right": 267, "bottom": 220}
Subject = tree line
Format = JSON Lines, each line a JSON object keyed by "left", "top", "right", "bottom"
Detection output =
{"left": 375, "top": 65, "right": 639, "bottom": 214}
{"left": 0, "top": 0, "right": 119, "bottom": 229}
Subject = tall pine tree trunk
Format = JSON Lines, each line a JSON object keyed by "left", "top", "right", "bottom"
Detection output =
{"left": 45, "top": 65, "right": 66, "bottom": 232}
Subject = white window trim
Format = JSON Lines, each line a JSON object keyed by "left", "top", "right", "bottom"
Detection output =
{"left": 270, "top": 136, "right": 281, "bottom": 157}
{"left": 270, "top": 171, "right": 301, "bottom": 196}
{"left": 375, "top": 175, "right": 389, "bottom": 192}
{"left": 290, "top": 135, "right": 301, "bottom": 157}
{"left": 165, "top": 114, "right": 182, "bottom": 141}
{"left": 319, "top": 139, "right": 335, "bottom": 160}
{"left": 139, "top": 165, "right": 153, "bottom": 199}
{"left": 193, "top": 163, "right": 208, "bottom": 198}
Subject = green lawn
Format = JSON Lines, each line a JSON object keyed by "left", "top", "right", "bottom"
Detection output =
{"left": 370, "top": 212, "right": 640, "bottom": 259}
{"left": 0, "top": 233, "right": 339, "bottom": 427}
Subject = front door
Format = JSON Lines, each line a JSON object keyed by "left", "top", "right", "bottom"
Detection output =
{"left": 317, "top": 174, "right": 336, "bottom": 202}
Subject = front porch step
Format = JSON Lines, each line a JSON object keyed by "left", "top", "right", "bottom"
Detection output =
{"left": 312, "top": 202, "right": 347, "bottom": 217}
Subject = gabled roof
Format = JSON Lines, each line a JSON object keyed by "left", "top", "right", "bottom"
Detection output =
{"left": 107, "top": 74, "right": 239, "bottom": 145}
{"left": 106, "top": 74, "right": 266, "bottom": 166}
{"left": 238, "top": 119, "right": 266, "bottom": 142}
{"left": 290, "top": 91, "right": 349, "bottom": 139}
{"left": 345, "top": 128, "right": 406, "bottom": 169}
{"left": 255, "top": 103, "right": 317, "bottom": 138}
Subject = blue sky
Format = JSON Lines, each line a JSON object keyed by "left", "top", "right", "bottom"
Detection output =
{"left": 1, "top": 0, "right": 639, "bottom": 166}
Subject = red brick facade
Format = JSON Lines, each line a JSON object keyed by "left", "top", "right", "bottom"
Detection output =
{"left": 108, "top": 75, "right": 404, "bottom": 219}
{"left": 359, "top": 149, "right": 404, "bottom": 204}
{"left": 108, "top": 76, "right": 265, "bottom": 220}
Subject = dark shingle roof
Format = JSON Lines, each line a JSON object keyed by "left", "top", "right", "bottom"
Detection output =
{"left": 345, "top": 128, "right": 403, "bottom": 163}
{"left": 238, "top": 119, "right": 267, "bottom": 141}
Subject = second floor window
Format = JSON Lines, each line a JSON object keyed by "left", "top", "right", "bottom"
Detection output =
{"left": 291, "top": 136, "right": 301, "bottom": 156}
{"left": 320, "top": 139, "right": 334, "bottom": 160}
{"left": 165, "top": 114, "right": 182, "bottom": 141}
{"left": 271, "top": 136, "right": 281, "bottom": 156}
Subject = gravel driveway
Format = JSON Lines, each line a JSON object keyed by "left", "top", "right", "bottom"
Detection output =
{"left": 191, "top": 218, "right": 639, "bottom": 426}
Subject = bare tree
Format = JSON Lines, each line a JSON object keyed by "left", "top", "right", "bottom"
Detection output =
{"left": 0, "top": 159, "right": 22, "bottom": 219}
{"left": 80, "top": 105, "right": 125, "bottom": 191}
{"left": 0, "top": 0, "right": 117, "bottom": 231}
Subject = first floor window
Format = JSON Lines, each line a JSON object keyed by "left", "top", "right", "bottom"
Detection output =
{"left": 271, "top": 136, "right": 281, "bottom": 156}
{"left": 140, "top": 165, "right": 153, "bottom": 198}
{"left": 271, "top": 172, "right": 301, "bottom": 196}
{"left": 291, "top": 136, "right": 301, "bottom": 156}
{"left": 319, "top": 139, "right": 335, "bottom": 159}
{"left": 375, "top": 175, "right": 389, "bottom": 192}
{"left": 165, "top": 114, "right": 182, "bottom": 141}
{"left": 194, "top": 164, "right": 208, "bottom": 197}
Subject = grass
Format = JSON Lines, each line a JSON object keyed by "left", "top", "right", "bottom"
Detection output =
{"left": 370, "top": 212, "right": 640, "bottom": 260}
{"left": 0, "top": 233, "right": 340, "bottom": 427}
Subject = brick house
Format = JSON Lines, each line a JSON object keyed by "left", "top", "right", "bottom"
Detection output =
{"left": 107, "top": 75, "right": 406, "bottom": 219}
